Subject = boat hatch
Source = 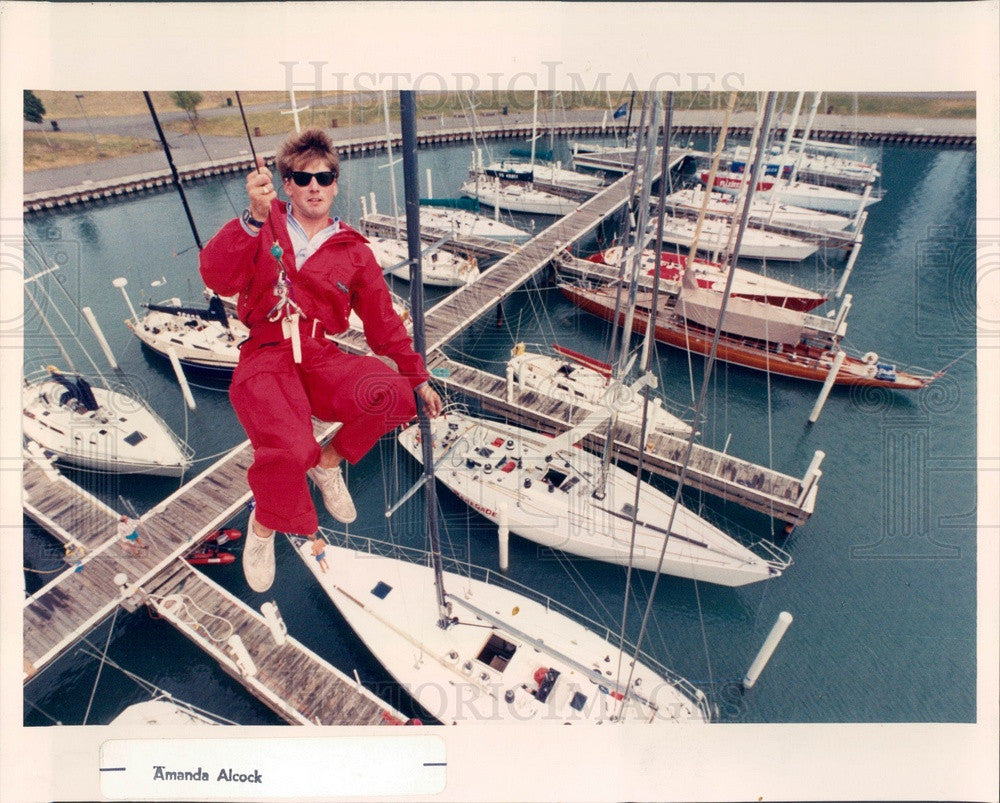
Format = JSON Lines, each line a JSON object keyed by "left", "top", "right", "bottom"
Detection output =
{"left": 542, "top": 468, "right": 569, "bottom": 488}
{"left": 477, "top": 634, "right": 517, "bottom": 672}
{"left": 371, "top": 581, "right": 392, "bottom": 599}
{"left": 124, "top": 431, "right": 147, "bottom": 446}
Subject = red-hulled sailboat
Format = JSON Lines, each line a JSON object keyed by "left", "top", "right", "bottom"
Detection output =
{"left": 560, "top": 280, "right": 939, "bottom": 390}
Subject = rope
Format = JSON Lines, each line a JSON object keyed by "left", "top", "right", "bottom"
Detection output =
{"left": 147, "top": 592, "right": 235, "bottom": 644}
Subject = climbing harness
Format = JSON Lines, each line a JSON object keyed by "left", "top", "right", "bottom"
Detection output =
{"left": 265, "top": 240, "right": 306, "bottom": 363}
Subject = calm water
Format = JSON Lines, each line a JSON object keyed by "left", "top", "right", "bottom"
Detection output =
{"left": 21, "top": 134, "right": 977, "bottom": 725}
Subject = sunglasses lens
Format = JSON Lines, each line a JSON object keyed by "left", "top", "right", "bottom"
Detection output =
{"left": 291, "top": 171, "right": 336, "bottom": 187}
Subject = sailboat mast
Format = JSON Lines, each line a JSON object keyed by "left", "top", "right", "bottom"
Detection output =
{"left": 399, "top": 90, "right": 451, "bottom": 628}
{"left": 640, "top": 92, "right": 674, "bottom": 372}
{"left": 605, "top": 92, "right": 651, "bottom": 369}
{"left": 790, "top": 91, "right": 822, "bottom": 184}
{"left": 782, "top": 91, "right": 805, "bottom": 156}
{"left": 382, "top": 91, "right": 401, "bottom": 237}
{"left": 595, "top": 95, "right": 659, "bottom": 499}
{"left": 529, "top": 89, "right": 538, "bottom": 169}
{"left": 143, "top": 91, "right": 203, "bottom": 251}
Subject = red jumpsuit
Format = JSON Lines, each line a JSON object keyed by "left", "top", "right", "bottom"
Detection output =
{"left": 200, "top": 199, "right": 428, "bottom": 534}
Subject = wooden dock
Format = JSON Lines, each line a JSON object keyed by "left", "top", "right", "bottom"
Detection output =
{"left": 143, "top": 562, "right": 403, "bottom": 725}
{"left": 22, "top": 427, "right": 407, "bottom": 725}
{"left": 424, "top": 353, "right": 819, "bottom": 525}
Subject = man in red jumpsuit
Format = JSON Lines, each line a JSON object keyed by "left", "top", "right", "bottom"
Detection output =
{"left": 200, "top": 128, "right": 442, "bottom": 593}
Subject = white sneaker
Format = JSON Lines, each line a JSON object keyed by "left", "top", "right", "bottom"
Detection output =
{"left": 243, "top": 510, "right": 275, "bottom": 592}
{"left": 308, "top": 464, "right": 357, "bottom": 523}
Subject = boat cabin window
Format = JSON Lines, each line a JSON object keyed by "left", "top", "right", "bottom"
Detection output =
{"left": 477, "top": 634, "right": 517, "bottom": 672}
{"left": 557, "top": 365, "right": 574, "bottom": 377}
{"left": 124, "top": 431, "right": 147, "bottom": 446}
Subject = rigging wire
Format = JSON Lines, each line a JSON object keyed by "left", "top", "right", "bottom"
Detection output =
{"left": 618, "top": 91, "right": 781, "bottom": 721}
{"left": 81, "top": 605, "right": 120, "bottom": 725}
{"left": 76, "top": 643, "right": 239, "bottom": 725}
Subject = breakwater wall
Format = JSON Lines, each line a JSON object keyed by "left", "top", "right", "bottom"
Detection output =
{"left": 23, "top": 120, "right": 975, "bottom": 215}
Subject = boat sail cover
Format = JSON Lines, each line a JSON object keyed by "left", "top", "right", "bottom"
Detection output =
{"left": 677, "top": 287, "right": 809, "bottom": 346}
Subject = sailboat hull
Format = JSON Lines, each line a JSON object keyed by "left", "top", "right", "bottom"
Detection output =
{"left": 295, "top": 538, "right": 711, "bottom": 724}
{"left": 398, "top": 413, "right": 784, "bottom": 587}
{"left": 560, "top": 283, "right": 935, "bottom": 390}
{"left": 22, "top": 376, "right": 193, "bottom": 476}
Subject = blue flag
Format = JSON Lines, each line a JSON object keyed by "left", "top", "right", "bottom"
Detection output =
{"left": 613, "top": 102, "right": 629, "bottom": 119}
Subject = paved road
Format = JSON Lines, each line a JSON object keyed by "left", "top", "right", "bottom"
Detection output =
{"left": 24, "top": 105, "right": 974, "bottom": 196}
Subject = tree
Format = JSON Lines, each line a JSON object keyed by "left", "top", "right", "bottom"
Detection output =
{"left": 24, "top": 90, "right": 45, "bottom": 124}
{"left": 170, "top": 91, "right": 204, "bottom": 122}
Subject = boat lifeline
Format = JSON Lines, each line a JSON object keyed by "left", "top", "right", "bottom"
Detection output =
{"left": 294, "top": 532, "right": 713, "bottom": 724}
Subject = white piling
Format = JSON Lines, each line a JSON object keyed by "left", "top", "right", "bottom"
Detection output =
{"left": 260, "top": 601, "right": 287, "bottom": 646}
{"left": 166, "top": 347, "right": 196, "bottom": 411}
{"left": 796, "top": 450, "right": 826, "bottom": 506}
{"left": 498, "top": 507, "right": 510, "bottom": 573}
{"left": 425, "top": 168, "right": 433, "bottom": 199}
{"left": 808, "top": 350, "right": 846, "bottom": 424}
{"left": 505, "top": 363, "right": 515, "bottom": 402}
{"left": 852, "top": 184, "right": 872, "bottom": 229}
{"left": 836, "top": 235, "right": 864, "bottom": 298}
{"left": 369, "top": 192, "right": 378, "bottom": 216}
{"left": 833, "top": 293, "right": 853, "bottom": 333}
{"left": 81, "top": 306, "right": 118, "bottom": 370}
{"left": 227, "top": 634, "right": 258, "bottom": 677}
{"left": 111, "top": 277, "right": 140, "bottom": 325}
{"left": 742, "top": 611, "right": 793, "bottom": 689}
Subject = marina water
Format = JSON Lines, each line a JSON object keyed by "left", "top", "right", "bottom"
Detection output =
{"left": 22, "top": 135, "right": 976, "bottom": 725}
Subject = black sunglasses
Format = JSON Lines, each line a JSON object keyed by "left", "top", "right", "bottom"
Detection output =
{"left": 288, "top": 170, "right": 337, "bottom": 187}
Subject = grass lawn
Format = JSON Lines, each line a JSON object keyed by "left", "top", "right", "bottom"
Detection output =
{"left": 24, "top": 131, "right": 159, "bottom": 172}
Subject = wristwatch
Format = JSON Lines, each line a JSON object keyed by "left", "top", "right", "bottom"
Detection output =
{"left": 242, "top": 208, "right": 265, "bottom": 229}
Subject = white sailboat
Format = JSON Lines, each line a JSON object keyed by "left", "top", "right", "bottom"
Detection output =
{"left": 415, "top": 204, "right": 532, "bottom": 243}
{"left": 366, "top": 234, "right": 479, "bottom": 288}
{"left": 659, "top": 213, "right": 818, "bottom": 261}
{"left": 727, "top": 143, "right": 881, "bottom": 186}
{"left": 664, "top": 187, "right": 853, "bottom": 233}
{"left": 589, "top": 246, "right": 828, "bottom": 312}
{"left": 110, "top": 696, "right": 222, "bottom": 726}
{"left": 460, "top": 175, "right": 579, "bottom": 216}
{"left": 481, "top": 157, "right": 605, "bottom": 190}
{"left": 294, "top": 532, "right": 712, "bottom": 724}
{"left": 506, "top": 343, "right": 694, "bottom": 436}
{"left": 23, "top": 265, "right": 194, "bottom": 477}
{"left": 398, "top": 408, "right": 788, "bottom": 586}
{"left": 459, "top": 90, "right": 584, "bottom": 217}
{"left": 119, "top": 289, "right": 245, "bottom": 375}
{"left": 22, "top": 367, "right": 194, "bottom": 477}
{"left": 703, "top": 170, "right": 879, "bottom": 215}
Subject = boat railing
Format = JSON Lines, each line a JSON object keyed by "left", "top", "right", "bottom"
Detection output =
{"left": 751, "top": 537, "right": 794, "bottom": 573}
{"left": 314, "top": 527, "right": 712, "bottom": 719}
